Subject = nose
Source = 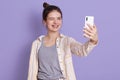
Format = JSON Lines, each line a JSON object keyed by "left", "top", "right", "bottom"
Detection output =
{"left": 53, "top": 19, "right": 58, "bottom": 24}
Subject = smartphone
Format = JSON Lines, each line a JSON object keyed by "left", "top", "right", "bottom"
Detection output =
{"left": 85, "top": 16, "right": 94, "bottom": 28}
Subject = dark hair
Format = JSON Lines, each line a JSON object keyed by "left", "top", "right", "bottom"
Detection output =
{"left": 42, "top": 2, "right": 63, "bottom": 21}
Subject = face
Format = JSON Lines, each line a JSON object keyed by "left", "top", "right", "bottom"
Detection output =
{"left": 43, "top": 10, "right": 62, "bottom": 32}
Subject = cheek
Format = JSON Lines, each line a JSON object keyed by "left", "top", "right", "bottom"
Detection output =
{"left": 58, "top": 20, "right": 62, "bottom": 25}
{"left": 46, "top": 21, "right": 53, "bottom": 26}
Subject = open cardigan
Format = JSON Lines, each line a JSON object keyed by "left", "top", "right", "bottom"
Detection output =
{"left": 27, "top": 34, "right": 96, "bottom": 80}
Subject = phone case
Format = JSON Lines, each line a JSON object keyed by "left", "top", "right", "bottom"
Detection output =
{"left": 85, "top": 16, "right": 94, "bottom": 28}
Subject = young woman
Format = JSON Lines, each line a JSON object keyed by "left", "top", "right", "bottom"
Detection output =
{"left": 28, "top": 2, "right": 98, "bottom": 80}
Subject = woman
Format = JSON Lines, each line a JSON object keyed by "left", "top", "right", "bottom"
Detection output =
{"left": 28, "top": 2, "right": 98, "bottom": 80}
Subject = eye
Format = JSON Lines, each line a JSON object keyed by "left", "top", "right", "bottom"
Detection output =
{"left": 57, "top": 17, "right": 62, "bottom": 20}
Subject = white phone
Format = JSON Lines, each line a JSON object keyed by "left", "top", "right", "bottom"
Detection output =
{"left": 85, "top": 16, "right": 94, "bottom": 28}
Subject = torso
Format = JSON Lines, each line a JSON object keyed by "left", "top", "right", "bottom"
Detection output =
{"left": 37, "top": 37, "right": 64, "bottom": 80}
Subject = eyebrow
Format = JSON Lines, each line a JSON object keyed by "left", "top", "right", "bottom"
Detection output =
{"left": 48, "top": 16, "right": 61, "bottom": 18}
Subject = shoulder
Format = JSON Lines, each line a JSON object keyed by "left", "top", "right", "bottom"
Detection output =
{"left": 63, "top": 34, "right": 75, "bottom": 40}
{"left": 60, "top": 34, "right": 71, "bottom": 39}
{"left": 32, "top": 35, "right": 45, "bottom": 46}
{"left": 61, "top": 34, "right": 75, "bottom": 43}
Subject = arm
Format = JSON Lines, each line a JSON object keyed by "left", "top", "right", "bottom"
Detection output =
{"left": 70, "top": 38, "right": 96, "bottom": 56}
{"left": 27, "top": 40, "right": 38, "bottom": 80}
{"left": 70, "top": 24, "right": 98, "bottom": 56}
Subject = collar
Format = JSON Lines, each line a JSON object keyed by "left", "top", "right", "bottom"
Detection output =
{"left": 37, "top": 33, "right": 65, "bottom": 41}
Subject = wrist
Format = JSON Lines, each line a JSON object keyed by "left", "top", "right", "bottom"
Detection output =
{"left": 90, "top": 39, "right": 98, "bottom": 45}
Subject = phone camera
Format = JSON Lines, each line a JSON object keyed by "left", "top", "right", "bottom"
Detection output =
{"left": 86, "top": 17, "right": 88, "bottom": 21}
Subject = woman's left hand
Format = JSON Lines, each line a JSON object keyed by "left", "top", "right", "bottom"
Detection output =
{"left": 83, "top": 24, "right": 98, "bottom": 45}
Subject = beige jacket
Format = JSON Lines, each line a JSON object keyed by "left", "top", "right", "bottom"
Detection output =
{"left": 27, "top": 34, "right": 96, "bottom": 80}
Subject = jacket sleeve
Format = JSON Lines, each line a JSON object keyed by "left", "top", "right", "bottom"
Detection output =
{"left": 68, "top": 37, "right": 97, "bottom": 56}
{"left": 27, "top": 40, "right": 38, "bottom": 80}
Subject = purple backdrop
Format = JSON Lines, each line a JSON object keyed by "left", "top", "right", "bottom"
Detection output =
{"left": 0, "top": 0, "right": 120, "bottom": 80}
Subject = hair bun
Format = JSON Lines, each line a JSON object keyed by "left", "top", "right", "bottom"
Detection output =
{"left": 43, "top": 2, "right": 50, "bottom": 8}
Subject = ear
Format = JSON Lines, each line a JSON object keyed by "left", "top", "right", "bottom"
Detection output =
{"left": 42, "top": 20, "right": 46, "bottom": 26}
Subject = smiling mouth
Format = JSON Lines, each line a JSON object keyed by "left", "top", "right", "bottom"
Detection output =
{"left": 52, "top": 25, "right": 59, "bottom": 28}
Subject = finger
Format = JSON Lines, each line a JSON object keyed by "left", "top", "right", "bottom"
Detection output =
{"left": 83, "top": 33, "right": 92, "bottom": 39}
{"left": 93, "top": 24, "right": 97, "bottom": 28}
{"left": 93, "top": 24, "right": 97, "bottom": 31}
{"left": 83, "top": 33, "right": 89, "bottom": 38}
{"left": 83, "top": 27, "right": 92, "bottom": 33}
{"left": 85, "top": 25, "right": 97, "bottom": 35}
{"left": 87, "top": 24, "right": 94, "bottom": 30}
{"left": 83, "top": 29, "right": 94, "bottom": 37}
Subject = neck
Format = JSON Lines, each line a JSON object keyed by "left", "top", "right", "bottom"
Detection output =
{"left": 46, "top": 31, "right": 60, "bottom": 40}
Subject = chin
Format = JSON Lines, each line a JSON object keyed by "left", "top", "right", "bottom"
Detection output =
{"left": 50, "top": 27, "right": 61, "bottom": 32}
{"left": 51, "top": 29, "right": 60, "bottom": 32}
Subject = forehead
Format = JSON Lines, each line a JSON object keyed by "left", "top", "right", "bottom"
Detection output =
{"left": 47, "top": 10, "right": 61, "bottom": 18}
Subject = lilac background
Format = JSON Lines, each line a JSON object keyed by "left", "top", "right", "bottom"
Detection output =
{"left": 0, "top": 0, "right": 120, "bottom": 80}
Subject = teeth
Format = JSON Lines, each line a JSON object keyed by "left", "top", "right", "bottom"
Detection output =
{"left": 52, "top": 25, "right": 58, "bottom": 28}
